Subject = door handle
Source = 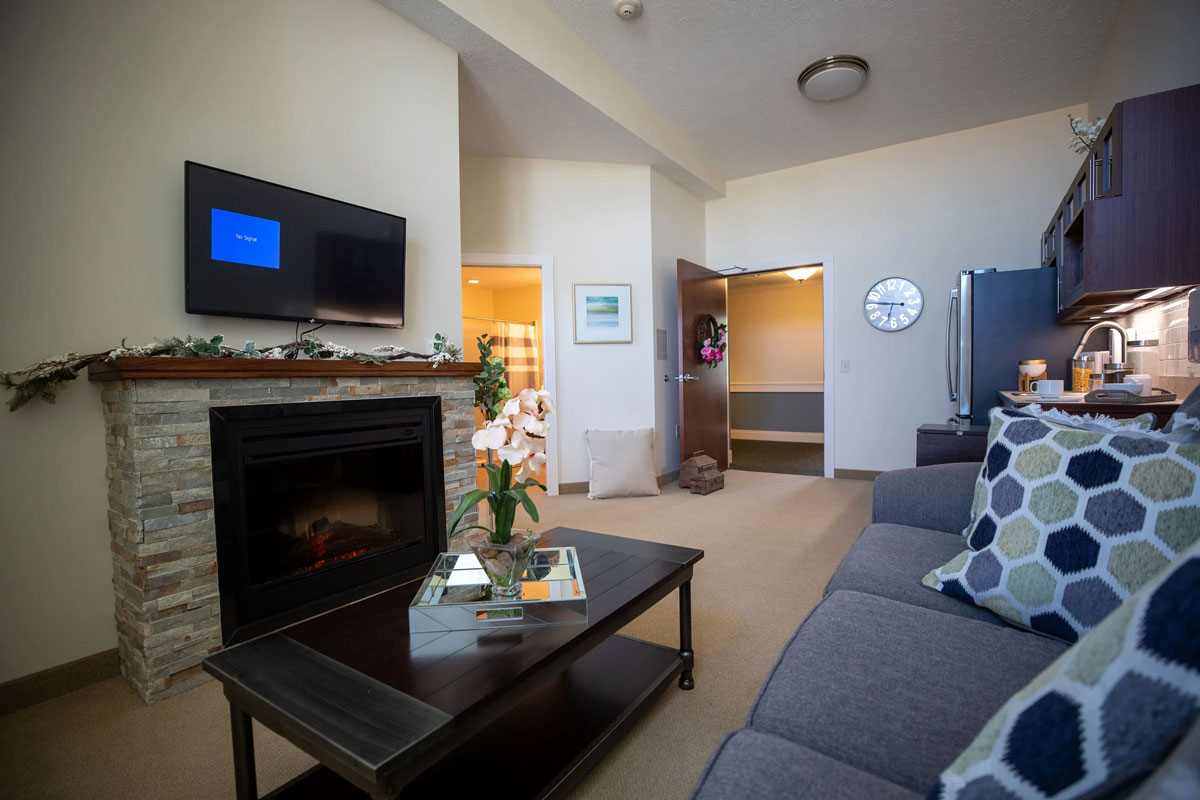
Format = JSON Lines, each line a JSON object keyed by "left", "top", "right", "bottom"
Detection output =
{"left": 671, "top": 374, "right": 700, "bottom": 383}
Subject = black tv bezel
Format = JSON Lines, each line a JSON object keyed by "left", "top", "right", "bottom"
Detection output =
{"left": 184, "top": 160, "right": 407, "bottom": 329}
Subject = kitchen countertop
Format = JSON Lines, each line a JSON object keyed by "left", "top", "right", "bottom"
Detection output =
{"left": 998, "top": 390, "right": 1180, "bottom": 427}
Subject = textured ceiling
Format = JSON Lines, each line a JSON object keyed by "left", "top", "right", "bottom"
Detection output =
{"left": 544, "top": 0, "right": 1121, "bottom": 179}
{"left": 380, "top": 0, "right": 715, "bottom": 197}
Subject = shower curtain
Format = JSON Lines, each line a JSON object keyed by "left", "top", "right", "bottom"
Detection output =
{"left": 493, "top": 321, "right": 541, "bottom": 395}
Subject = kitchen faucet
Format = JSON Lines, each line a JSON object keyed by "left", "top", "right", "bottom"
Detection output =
{"left": 1071, "top": 320, "right": 1129, "bottom": 366}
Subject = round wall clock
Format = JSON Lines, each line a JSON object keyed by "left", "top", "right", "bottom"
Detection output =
{"left": 863, "top": 277, "right": 923, "bottom": 332}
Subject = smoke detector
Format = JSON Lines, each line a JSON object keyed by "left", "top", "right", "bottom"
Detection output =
{"left": 798, "top": 55, "right": 870, "bottom": 102}
{"left": 615, "top": 0, "right": 643, "bottom": 20}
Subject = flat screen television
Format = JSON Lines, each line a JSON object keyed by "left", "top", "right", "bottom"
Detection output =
{"left": 185, "top": 161, "right": 406, "bottom": 328}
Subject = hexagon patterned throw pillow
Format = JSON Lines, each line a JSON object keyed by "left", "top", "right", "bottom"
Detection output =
{"left": 923, "top": 408, "right": 1200, "bottom": 642}
{"left": 929, "top": 538, "right": 1200, "bottom": 799}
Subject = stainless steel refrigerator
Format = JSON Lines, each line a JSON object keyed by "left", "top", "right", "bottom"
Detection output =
{"left": 947, "top": 267, "right": 1090, "bottom": 425}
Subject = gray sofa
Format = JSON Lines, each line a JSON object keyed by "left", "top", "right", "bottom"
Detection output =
{"left": 691, "top": 462, "right": 1200, "bottom": 799}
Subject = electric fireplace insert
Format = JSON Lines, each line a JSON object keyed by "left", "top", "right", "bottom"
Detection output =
{"left": 210, "top": 396, "right": 446, "bottom": 645}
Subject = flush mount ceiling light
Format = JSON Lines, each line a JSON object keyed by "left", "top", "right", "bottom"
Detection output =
{"left": 467, "top": 279, "right": 480, "bottom": 285}
{"left": 797, "top": 55, "right": 869, "bottom": 102}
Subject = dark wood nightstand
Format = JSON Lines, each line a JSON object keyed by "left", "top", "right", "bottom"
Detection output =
{"left": 916, "top": 423, "right": 988, "bottom": 467}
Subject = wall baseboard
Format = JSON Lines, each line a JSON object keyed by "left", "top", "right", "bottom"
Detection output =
{"left": 0, "top": 648, "right": 119, "bottom": 717}
{"left": 834, "top": 468, "right": 883, "bottom": 481}
{"left": 731, "top": 429, "right": 824, "bottom": 443}
{"left": 559, "top": 469, "right": 680, "bottom": 496}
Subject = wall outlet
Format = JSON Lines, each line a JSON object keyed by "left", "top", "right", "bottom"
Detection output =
{"left": 840, "top": 359, "right": 851, "bottom": 373}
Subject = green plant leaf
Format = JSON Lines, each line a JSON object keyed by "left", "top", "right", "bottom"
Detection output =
{"left": 507, "top": 488, "right": 539, "bottom": 522}
{"left": 484, "top": 463, "right": 503, "bottom": 494}
{"left": 447, "top": 489, "right": 490, "bottom": 536}
{"left": 493, "top": 493, "right": 518, "bottom": 543}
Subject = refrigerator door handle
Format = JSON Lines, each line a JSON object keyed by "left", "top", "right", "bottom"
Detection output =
{"left": 946, "top": 288, "right": 959, "bottom": 402}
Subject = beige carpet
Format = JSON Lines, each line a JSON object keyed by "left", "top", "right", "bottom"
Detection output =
{"left": 0, "top": 470, "right": 872, "bottom": 800}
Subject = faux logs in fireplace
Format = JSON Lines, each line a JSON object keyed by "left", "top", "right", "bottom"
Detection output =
{"left": 210, "top": 396, "right": 446, "bottom": 645}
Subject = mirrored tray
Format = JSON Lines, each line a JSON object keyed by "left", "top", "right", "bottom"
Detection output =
{"left": 408, "top": 547, "right": 587, "bottom": 631}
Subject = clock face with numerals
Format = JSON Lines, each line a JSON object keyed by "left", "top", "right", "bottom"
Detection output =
{"left": 864, "top": 277, "right": 923, "bottom": 332}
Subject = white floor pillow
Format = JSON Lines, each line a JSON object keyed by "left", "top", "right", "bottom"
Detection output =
{"left": 585, "top": 429, "right": 661, "bottom": 499}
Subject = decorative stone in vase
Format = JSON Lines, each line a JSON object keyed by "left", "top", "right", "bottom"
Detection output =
{"left": 464, "top": 529, "right": 542, "bottom": 598}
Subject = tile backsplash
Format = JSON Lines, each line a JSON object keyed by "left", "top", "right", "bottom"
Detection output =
{"left": 1122, "top": 294, "right": 1198, "bottom": 393}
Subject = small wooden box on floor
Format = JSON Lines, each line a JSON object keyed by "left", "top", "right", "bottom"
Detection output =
{"left": 689, "top": 472, "right": 724, "bottom": 495}
{"left": 679, "top": 454, "right": 719, "bottom": 488}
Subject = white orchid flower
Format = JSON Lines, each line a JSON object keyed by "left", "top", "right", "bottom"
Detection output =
{"left": 497, "top": 432, "right": 531, "bottom": 464}
{"left": 517, "top": 387, "right": 540, "bottom": 413}
{"left": 471, "top": 416, "right": 511, "bottom": 451}
{"left": 536, "top": 389, "right": 555, "bottom": 414}
{"left": 501, "top": 396, "right": 522, "bottom": 418}
{"left": 516, "top": 451, "right": 547, "bottom": 482}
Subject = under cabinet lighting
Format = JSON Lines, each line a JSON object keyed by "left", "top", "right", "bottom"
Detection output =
{"left": 1106, "top": 302, "right": 1136, "bottom": 314}
{"left": 1134, "top": 286, "right": 1176, "bottom": 301}
{"left": 786, "top": 267, "right": 821, "bottom": 281}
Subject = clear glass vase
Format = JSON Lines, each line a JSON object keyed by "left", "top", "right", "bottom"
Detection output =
{"left": 467, "top": 529, "right": 541, "bottom": 599}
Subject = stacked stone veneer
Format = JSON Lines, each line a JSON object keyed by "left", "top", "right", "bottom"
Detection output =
{"left": 101, "top": 374, "right": 477, "bottom": 703}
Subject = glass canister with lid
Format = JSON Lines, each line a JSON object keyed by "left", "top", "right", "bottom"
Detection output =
{"left": 1126, "top": 339, "right": 1160, "bottom": 382}
{"left": 1072, "top": 355, "right": 1098, "bottom": 393}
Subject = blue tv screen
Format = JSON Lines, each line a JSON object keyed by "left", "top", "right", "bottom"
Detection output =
{"left": 185, "top": 162, "right": 406, "bottom": 328}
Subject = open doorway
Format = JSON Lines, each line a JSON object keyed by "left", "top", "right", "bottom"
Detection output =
{"left": 726, "top": 265, "right": 825, "bottom": 476}
{"left": 462, "top": 264, "right": 553, "bottom": 495}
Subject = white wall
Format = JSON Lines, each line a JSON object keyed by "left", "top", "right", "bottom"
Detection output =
{"left": 649, "top": 169, "right": 707, "bottom": 475}
{"left": 0, "top": 0, "right": 461, "bottom": 682}
{"left": 707, "top": 106, "right": 1085, "bottom": 473}
{"left": 460, "top": 157, "right": 657, "bottom": 484}
{"left": 1087, "top": 0, "right": 1200, "bottom": 117}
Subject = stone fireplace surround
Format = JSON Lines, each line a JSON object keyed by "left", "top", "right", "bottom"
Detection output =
{"left": 90, "top": 358, "right": 479, "bottom": 703}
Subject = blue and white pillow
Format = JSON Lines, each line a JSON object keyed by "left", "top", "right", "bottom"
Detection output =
{"left": 929, "top": 538, "right": 1200, "bottom": 799}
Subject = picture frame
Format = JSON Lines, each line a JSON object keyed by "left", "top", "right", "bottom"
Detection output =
{"left": 573, "top": 283, "right": 633, "bottom": 344}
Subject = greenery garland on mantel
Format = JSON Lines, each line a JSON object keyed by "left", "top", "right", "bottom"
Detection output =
{"left": 0, "top": 332, "right": 463, "bottom": 412}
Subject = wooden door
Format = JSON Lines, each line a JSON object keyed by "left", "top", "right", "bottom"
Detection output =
{"left": 677, "top": 259, "right": 729, "bottom": 470}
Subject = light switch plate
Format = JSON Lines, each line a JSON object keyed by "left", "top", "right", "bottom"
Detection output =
{"left": 656, "top": 328, "right": 667, "bottom": 361}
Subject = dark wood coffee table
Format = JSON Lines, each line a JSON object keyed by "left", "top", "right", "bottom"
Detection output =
{"left": 203, "top": 527, "right": 703, "bottom": 799}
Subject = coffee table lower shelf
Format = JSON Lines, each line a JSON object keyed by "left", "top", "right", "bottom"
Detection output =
{"left": 263, "top": 634, "right": 684, "bottom": 800}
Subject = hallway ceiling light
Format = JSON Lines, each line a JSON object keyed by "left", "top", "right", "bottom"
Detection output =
{"left": 786, "top": 267, "right": 821, "bottom": 282}
{"left": 797, "top": 55, "right": 869, "bottom": 102}
{"left": 467, "top": 279, "right": 481, "bottom": 284}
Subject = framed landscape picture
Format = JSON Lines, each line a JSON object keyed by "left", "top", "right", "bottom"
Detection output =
{"left": 573, "top": 283, "right": 632, "bottom": 343}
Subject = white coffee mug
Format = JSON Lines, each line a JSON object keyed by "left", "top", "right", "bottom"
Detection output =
{"left": 1030, "top": 379, "right": 1064, "bottom": 399}
{"left": 1128, "top": 374, "right": 1152, "bottom": 396}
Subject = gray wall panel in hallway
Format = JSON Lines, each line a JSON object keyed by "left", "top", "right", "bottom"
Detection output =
{"left": 731, "top": 393, "right": 823, "bottom": 432}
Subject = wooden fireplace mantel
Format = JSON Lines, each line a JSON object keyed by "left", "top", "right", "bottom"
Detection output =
{"left": 87, "top": 356, "right": 480, "bottom": 381}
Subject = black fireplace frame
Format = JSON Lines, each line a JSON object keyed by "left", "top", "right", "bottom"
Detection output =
{"left": 210, "top": 396, "right": 447, "bottom": 646}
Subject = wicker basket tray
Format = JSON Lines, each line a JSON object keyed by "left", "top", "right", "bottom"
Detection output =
{"left": 1082, "top": 387, "right": 1177, "bottom": 404}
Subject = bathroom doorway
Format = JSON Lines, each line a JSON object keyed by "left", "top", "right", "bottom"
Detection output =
{"left": 462, "top": 264, "right": 553, "bottom": 493}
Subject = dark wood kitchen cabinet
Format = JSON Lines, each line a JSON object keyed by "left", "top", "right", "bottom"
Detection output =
{"left": 1042, "top": 84, "right": 1200, "bottom": 321}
